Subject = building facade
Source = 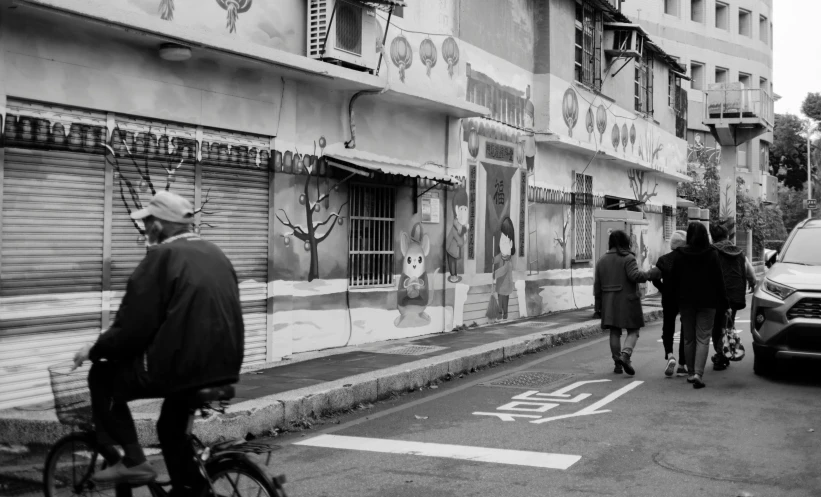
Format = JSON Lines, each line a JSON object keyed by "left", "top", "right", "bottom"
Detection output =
{"left": 621, "top": 0, "right": 776, "bottom": 202}
{"left": 0, "top": 0, "right": 688, "bottom": 409}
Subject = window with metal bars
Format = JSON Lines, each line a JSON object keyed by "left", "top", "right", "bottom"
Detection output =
{"left": 574, "top": 173, "right": 594, "bottom": 262}
{"left": 663, "top": 205, "right": 674, "bottom": 240}
{"left": 634, "top": 51, "right": 654, "bottom": 114}
{"left": 574, "top": 0, "right": 603, "bottom": 89}
{"left": 348, "top": 184, "right": 396, "bottom": 287}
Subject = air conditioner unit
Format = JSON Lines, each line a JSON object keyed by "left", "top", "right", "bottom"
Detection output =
{"left": 603, "top": 23, "right": 644, "bottom": 59}
{"left": 307, "top": 0, "right": 378, "bottom": 73}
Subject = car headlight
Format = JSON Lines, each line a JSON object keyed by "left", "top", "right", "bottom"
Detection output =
{"left": 762, "top": 279, "right": 796, "bottom": 301}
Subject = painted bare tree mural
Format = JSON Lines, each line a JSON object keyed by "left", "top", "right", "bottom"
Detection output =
{"left": 276, "top": 137, "right": 350, "bottom": 282}
{"left": 628, "top": 169, "right": 659, "bottom": 211}
{"left": 554, "top": 208, "right": 570, "bottom": 269}
{"left": 104, "top": 126, "right": 211, "bottom": 237}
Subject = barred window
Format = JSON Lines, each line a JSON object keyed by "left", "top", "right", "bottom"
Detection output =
{"left": 574, "top": 0, "right": 603, "bottom": 89}
{"left": 663, "top": 205, "right": 674, "bottom": 240}
{"left": 348, "top": 184, "right": 395, "bottom": 287}
{"left": 635, "top": 51, "right": 654, "bottom": 114}
{"left": 574, "top": 173, "right": 593, "bottom": 261}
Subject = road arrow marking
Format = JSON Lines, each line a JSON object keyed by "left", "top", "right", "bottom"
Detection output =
{"left": 530, "top": 381, "right": 644, "bottom": 424}
{"left": 295, "top": 434, "right": 582, "bottom": 470}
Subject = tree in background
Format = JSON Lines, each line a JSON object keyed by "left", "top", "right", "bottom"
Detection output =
{"left": 770, "top": 113, "right": 815, "bottom": 190}
{"left": 801, "top": 92, "right": 821, "bottom": 122}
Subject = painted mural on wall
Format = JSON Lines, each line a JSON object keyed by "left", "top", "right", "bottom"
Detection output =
{"left": 446, "top": 188, "right": 469, "bottom": 283}
{"left": 396, "top": 223, "right": 440, "bottom": 328}
{"left": 482, "top": 163, "right": 516, "bottom": 273}
{"left": 488, "top": 216, "right": 516, "bottom": 322}
{"left": 549, "top": 81, "right": 688, "bottom": 177}
{"left": 627, "top": 169, "right": 659, "bottom": 212}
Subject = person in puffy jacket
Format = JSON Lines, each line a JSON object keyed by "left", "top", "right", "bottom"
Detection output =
{"left": 72, "top": 191, "right": 244, "bottom": 494}
{"left": 652, "top": 230, "right": 688, "bottom": 377}
{"left": 594, "top": 230, "right": 661, "bottom": 376}
{"left": 709, "top": 223, "right": 757, "bottom": 370}
{"left": 670, "top": 222, "right": 728, "bottom": 389}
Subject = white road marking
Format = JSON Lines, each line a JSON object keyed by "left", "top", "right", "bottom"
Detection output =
{"left": 295, "top": 434, "right": 581, "bottom": 470}
{"left": 530, "top": 381, "right": 644, "bottom": 424}
{"left": 472, "top": 412, "right": 543, "bottom": 422}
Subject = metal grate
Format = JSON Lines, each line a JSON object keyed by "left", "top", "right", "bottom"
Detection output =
{"left": 487, "top": 371, "right": 574, "bottom": 388}
{"left": 307, "top": 0, "right": 329, "bottom": 58}
{"left": 349, "top": 184, "right": 395, "bottom": 287}
{"left": 787, "top": 298, "right": 821, "bottom": 321}
{"left": 663, "top": 205, "right": 674, "bottom": 240}
{"left": 336, "top": 0, "right": 363, "bottom": 55}
{"left": 574, "top": 173, "right": 593, "bottom": 261}
{"left": 375, "top": 345, "right": 449, "bottom": 356}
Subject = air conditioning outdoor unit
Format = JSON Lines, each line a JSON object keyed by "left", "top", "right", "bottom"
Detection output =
{"left": 603, "top": 23, "right": 645, "bottom": 59}
{"left": 307, "top": 0, "right": 378, "bottom": 73}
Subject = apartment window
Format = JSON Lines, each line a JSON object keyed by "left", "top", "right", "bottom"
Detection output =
{"left": 715, "top": 2, "right": 729, "bottom": 30}
{"left": 691, "top": 0, "right": 704, "bottom": 23}
{"left": 663, "top": 206, "right": 675, "bottom": 240}
{"left": 739, "top": 72, "right": 751, "bottom": 88}
{"left": 664, "top": 0, "right": 679, "bottom": 16}
{"left": 348, "top": 184, "right": 396, "bottom": 287}
{"left": 759, "top": 15, "right": 768, "bottom": 44}
{"left": 738, "top": 8, "right": 752, "bottom": 37}
{"left": 760, "top": 77, "right": 768, "bottom": 93}
{"left": 634, "top": 52, "right": 654, "bottom": 114}
{"left": 574, "top": 173, "right": 593, "bottom": 261}
{"left": 574, "top": 0, "right": 603, "bottom": 89}
{"left": 690, "top": 61, "right": 704, "bottom": 91}
{"left": 715, "top": 66, "right": 728, "bottom": 84}
{"left": 760, "top": 142, "right": 770, "bottom": 172}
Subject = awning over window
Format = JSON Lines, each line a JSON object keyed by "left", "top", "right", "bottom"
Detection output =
{"left": 324, "top": 147, "right": 458, "bottom": 185}
{"left": 676, "top": 197, "right": 696, "bottom": 208}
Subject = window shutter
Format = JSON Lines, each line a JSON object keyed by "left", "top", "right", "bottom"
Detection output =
{"left": 647, "top": 56, "right": 655, "bottom": 115}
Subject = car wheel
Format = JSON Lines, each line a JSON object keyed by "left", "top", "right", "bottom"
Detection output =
{"left": 753, "top": 346, "right": 776, "bottom": 376}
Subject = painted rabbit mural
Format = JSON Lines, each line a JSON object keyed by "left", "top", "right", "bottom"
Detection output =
{"left": 396, "top": 223, "right": 440, "bottom": 328}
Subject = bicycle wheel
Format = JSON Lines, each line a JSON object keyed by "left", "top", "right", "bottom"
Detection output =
{"left": 205, "top": 457, "right": 284, "bottom": 497}
{"left": 43, "top": 432, "right": 116, "bottom": 497}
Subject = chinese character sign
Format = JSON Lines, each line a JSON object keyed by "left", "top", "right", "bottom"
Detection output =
{"left": 483, "top": 163, "right": 516, "bottom": 273}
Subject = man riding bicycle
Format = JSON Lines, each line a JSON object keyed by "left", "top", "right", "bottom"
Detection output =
{"left": 72, "top": 191, "right": 245, "bottom": 496}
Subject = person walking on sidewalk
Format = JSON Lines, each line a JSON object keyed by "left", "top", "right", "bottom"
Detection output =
{"left": 670, "top": 222, "right": 728, "bottom": 389}
{"left": 594, "top": 230, "right": 661, "bottom": 376}
{"left": 71, "top": 191, "right": 245, "bottom": 495}
{"left": 709, "top": 223, "right": 757, "bottom": 371}
{"left": 651, "top": 230, "right": 688, "bottom": 377}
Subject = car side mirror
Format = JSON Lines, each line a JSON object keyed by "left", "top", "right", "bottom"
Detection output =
{"left": 766, "top": 250, "right": 779, "bottom": 268}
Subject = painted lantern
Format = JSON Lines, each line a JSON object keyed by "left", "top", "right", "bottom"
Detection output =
{"left": 419, "top": 38, "right": 437, "bottom": 77}
{"left": 562, "top": 88, "right": 579, "bottom": 137}
{"left": 391, "top": 35, "right": 413, "bottom": 82}
{"left": 441, "top": 37, "right": 460, "bottom": 78}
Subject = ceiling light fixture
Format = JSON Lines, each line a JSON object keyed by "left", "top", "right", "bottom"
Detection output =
{"left": 159, "top": 43, "right": 192, "bottom": 61}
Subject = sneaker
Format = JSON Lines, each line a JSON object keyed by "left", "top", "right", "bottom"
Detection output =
{"left": 664, "top": 357, "right": 677, "bottom": 377}
{"left": 619, "top": 352, "right": 635, "bottom": 376}
{"left": 692, "top": 376, "right": 706, "bottom": 389}
{"left": 686, "top": 375, "right": 696, "bottom": 383}
{"left": 92, "top": 461, "right": 157, "bottom": 485}
{"left": 613, "top": 364, "right": 623, "bottom": 374}
{"left": 676, "top": 365, "right": 688, "bottom": 377}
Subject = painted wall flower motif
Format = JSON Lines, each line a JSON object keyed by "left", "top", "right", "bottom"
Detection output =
{"left": 630, "top": 123, "right": 637, "bottom": 153}
{"left": 585, "top": 106, "right": 594, "bottom": 141}
{"left": 611, "top": 123, "right": 620, "bottom": 150}
{"left": 621, "top": 123, "right": 628, "bottom": 152}
{"left": 596, "top": 105, "right": 607, "bottom": 144}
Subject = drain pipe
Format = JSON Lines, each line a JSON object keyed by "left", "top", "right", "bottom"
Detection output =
{"left": 345, "top": 45, "right": 391, "bottom": 149}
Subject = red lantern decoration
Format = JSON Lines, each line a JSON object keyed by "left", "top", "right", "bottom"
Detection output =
{"left": 621, "top": 124, "right": 628, "bottom": 152}
{"left": 585, "top": 106, "right": 594, "bottom": 141}
{"left": 630, "top": 124, "right": 637, "bottom": 153}
{"left": 467, "top": 126, "right": 479, "bottom": 159}
{"left": 390, "top": 35, "right": 413, "bottom": 82}
{"left": 419, "top": 38, "right": 437, "bottom": 77}
{"left": 596, "top": 105, "right": 607, "bottom": 144}
{"left": 441, "top": 37, "right": 460, "bottom": 78}
{"left": 216, "top": 0, "right": 252, "bottom": 34}
{"left": 611, "top": 124, "right": 620, "bottom": 150}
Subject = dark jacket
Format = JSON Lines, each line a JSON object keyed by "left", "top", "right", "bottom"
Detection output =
{"left": 651, "top": 251, "right": 677, "bottom": 309}
{"left": 670, "top": 245, "right": 728, "bottom": 310}
{"left": 594, "top": 249, "right": 661, "bottom": 330}
{"left": 713, "top": 240, "right": 756, "bottom": 310}
{"left": 90, "top": 236, "right": 244, "bottom": 395}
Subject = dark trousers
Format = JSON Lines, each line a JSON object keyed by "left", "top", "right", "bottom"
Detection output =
{"left": 498, "top": 294, "right": 510, "bottom": 319}
{"left": 661, "top": 304, "right": 686, "bottom": 360}
{"left": 680, "top": 307, "right": 717, "bottom": 376}
{"left": 88, "top": 362, "right": 202, "bottom": 494}
{"left": 712, "top": 307, "right": 738, "bottom": 356}
{"left": 447, "top": 254, "right": 458, "bottom": 278}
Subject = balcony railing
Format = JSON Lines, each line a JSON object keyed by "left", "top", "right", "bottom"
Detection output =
{"left": 703, "top": 87, "right": 774, "bottom": 128}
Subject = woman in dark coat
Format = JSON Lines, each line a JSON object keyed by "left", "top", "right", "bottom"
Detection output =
{"left": 670, "top": 222, "right": 728, "bottom": 389}
{"left": 594, "top": 230, "right": 661, "bottom": 375}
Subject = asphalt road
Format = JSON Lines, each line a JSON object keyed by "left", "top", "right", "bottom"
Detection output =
{"left": 264, "top": 305, "right": 821, "bottom": 497}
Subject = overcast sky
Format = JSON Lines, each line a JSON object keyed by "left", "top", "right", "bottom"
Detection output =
{"left": 773, "top": 1, "right": 821, "bottom": 117}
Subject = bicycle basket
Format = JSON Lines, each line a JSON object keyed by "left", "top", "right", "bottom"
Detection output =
{"left": 48, "top": 362, "right": 93, "bottom": 426}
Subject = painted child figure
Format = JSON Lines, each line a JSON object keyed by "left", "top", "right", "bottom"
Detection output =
{"left": 492, "top": 217, "right": 516, "bottom": 320}
{"left": 446, "top": 188, "right": 469, "bottom": 283}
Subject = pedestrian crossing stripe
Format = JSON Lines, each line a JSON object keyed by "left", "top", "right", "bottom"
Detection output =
{"left": 656, "top": 330, "right": 744, "bottom": 344}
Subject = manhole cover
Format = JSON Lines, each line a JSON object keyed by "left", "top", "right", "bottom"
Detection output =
{"left": 486, "top": 371, "right": 573, "bottom": 388}
{"left": 375, "top": 345, "right": 448, "bottom": 356}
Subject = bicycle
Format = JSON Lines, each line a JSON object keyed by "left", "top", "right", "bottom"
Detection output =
{"left": 43, "top": 363, "right": 288, "bottom": 497}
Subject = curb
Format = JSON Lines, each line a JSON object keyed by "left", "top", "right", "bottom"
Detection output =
{"left": 0, "top": 309, "right": 663, "bottom": 447}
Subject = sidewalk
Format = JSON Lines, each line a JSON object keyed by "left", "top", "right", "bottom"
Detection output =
{"left": 0, "top": 302, "right": 663, "bottom": 447}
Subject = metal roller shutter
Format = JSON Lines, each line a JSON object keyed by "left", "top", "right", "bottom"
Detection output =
{"left": 0, "top": 149, "right": 106, "bottom": 409}
{"left": 108, "top": 117, "right": 198, "bottom": 322}
{"left": 200, "top": 129, "right": 270, "bottom": 366}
